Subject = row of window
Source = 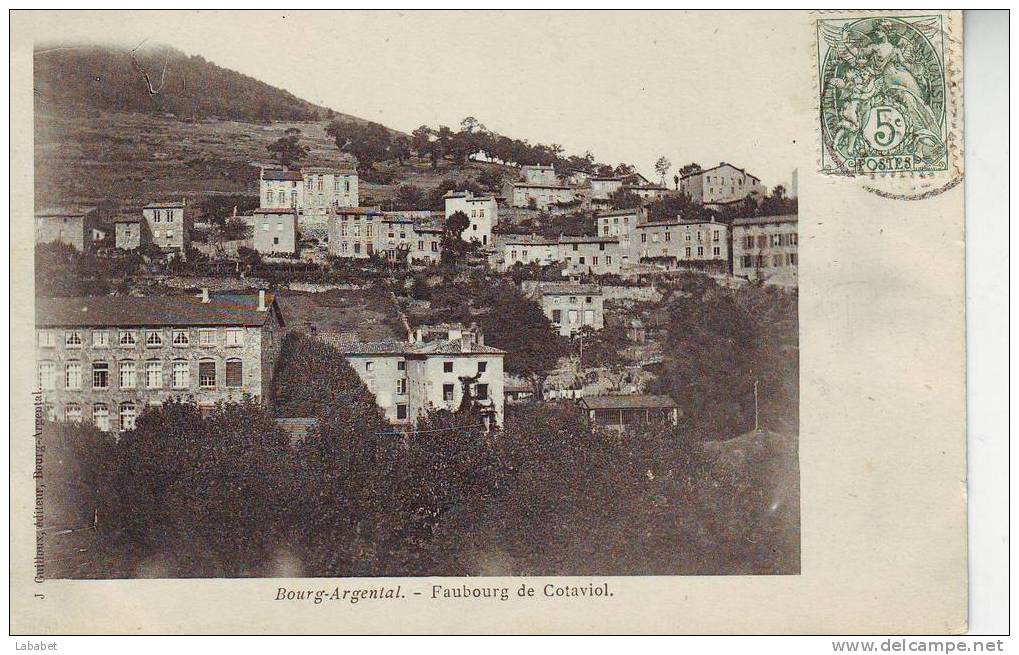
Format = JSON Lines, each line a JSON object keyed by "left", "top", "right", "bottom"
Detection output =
{"left": 39, "top": 328, "right": 246, "bottom": 349}
{"left": 740, "top": 232, "right": 799, "bottom": 249}
{"left": 740, "top": 253, "right": 798, "bottom": 268}
{"left": 47, "top": 401, "right": 139, "bottom": 432}
{"left": 362, "top": 360, "right": 488, "bottom": 376}
{"left": 149, "top": 209, "right": 178, "bottom": 223}
{"left": 551, "top": 295, "right": 595, "bottom": 305}
{"left": 302, "top": 177, "right": 353, "bottom": 193}
{"left": 551, "top": 309, "right": 597, "bottom": 327}
{"left": 38, "top": 358, "right": 244, "bottom": 391}
{"left": 564, "top": 255, "right": 615, "bottom": 267}
{"left": 641, "top": 229, "right": 721, "bottom": 244}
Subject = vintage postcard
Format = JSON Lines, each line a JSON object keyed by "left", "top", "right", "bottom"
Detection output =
{"left": 10, "top": 10, "right": 966, "bottom": 634}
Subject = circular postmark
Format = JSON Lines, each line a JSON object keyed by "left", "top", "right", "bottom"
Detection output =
{"left": 817, "top": 15, "right": 962, "bottom": 200}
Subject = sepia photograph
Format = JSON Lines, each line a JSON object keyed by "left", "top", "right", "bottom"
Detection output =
{"left": 31, "top": 10, "right": 800, "bottom": 581}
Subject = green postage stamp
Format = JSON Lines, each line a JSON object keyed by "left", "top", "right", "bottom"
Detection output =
{"left": 817, "top": 15, "right": 949, "bottom": 176}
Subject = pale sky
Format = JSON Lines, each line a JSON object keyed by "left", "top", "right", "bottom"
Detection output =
{"left": 34, "top": 10, "right": 805, "bottom": 189}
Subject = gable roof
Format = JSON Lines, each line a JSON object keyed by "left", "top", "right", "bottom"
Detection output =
{"left": 558, "top": 235, "right": 619, "bottom": 245}
{"left": 143, "top": 201, "right": 185, "bottom": 209}
{"left": 579, "top": 394, "right": 678, "bottom": 410}
{"left": 36, "top": 206, "right": 97, "bottom": 218}
{"left": 35, "top": 293, "right": 284, "bottom": 328}
{"left": 261, "top": 169, "right": 304, "bottom": 181}
{"left": 504, "top": 234, "right": 557, "bottom": 246}
{"left": 681, "top": 162, "right": 760, "bottom": 182}
{"left": 535, "top": 282, "right": 602, "bottom": 295}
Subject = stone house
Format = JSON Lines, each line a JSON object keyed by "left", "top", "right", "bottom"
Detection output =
{"left": 501, "top": 234, "right": 559, "bottom": 271}
{"left": 251, "top": 209, "right": 299, "bottom": 255}
{"left": 635, "top": 217, "right": 729, "bottom": 269}
{"left": 444, "top": 190, "right": 498, "bottom": 247}
{"left": 34, "top": 291, "right": 285, "bottom": 430}
{"left": 511, "top": 183, "right": 577, "bottom": 210}
{"left": 558, "top": 235, "right": 623, "bottom": 275}
{"left": 679, "top": 162, "right": 766, "bottom": 207}
{"left": 114, "top": 216, "right": 150, "bottom": 250}
{"left": 143, "top": 200, "right": 190, "bottom": 253}
{"left": 534, "top": 282, "right": 605, "bottom": 336}
{"left": 336, "top": 329, "right": 506, "bottom": 429}
{"left": 731, "top": 214, "right": 798, "bottom": 286}
{"left": 35, "top": 206, "right": 104, "bottom": 252}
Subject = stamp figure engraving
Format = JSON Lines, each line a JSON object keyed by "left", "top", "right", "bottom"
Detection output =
{"left": 818, "top": 15, "right": 949, "bottom": 175}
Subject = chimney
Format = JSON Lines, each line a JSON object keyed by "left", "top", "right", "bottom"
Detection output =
{"left": 200, "top": 288, "right": 210, "bottom": 303}
{"left": 258, "top": 289, "right": 267, "bottom": 311}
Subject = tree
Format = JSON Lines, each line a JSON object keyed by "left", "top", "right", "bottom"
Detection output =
{"left": 394, "top": 184, "right": 425, "bottom": 211}
{"left": 439, "top": 210, "right": 471, "bottom": 268}
{"left": 220, "top": 216, "right": 252, "bottom": 241}
{"left": 266, "top": 127, "right": 308, "bottom": 169}
{"left": 673, "top": 173, "right": 680, "bottom": 190}
{"left": 410, "top": 125, "right": 433, "bottom": 155}
{"left": 476, "top": 281, "right": 567, "bottom": 398}
{"left": 678, "top": 162, "right": 702, "bottom": 177}
{"left": 654, "top": 156, "right": 672, "bottom": 186}
{"left": 391, "top": 136, "right": 412, "bottom": 165}
{"left": 475, "top": 168, "right": 503, "bottom": 192}
{"left": 325, "top": 120, "right": 392, "bottom": 171}
{"left": 107, "top": 399, "right": 297, "bottom": 577}
{"left": 608, "top": 187, "right": 643, "bottom": 210}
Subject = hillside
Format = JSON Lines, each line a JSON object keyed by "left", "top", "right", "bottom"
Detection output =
{"left": 34, "top": 42, "right": 519, "bottom": 212}
{"left": 35, "top": 43, "right": 343, "bottom": 124}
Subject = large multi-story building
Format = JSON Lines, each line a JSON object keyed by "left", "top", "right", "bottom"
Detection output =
{"left": 511, "top": 183, "right": 577, "bottom": 210}
{"left": 143, "top": 200, "right": 189, "bottom": 253}
{"left": 335, "top": 327, "right": 506, "bottom": 429}
{"left": 301, "top": 167, "right": 359, "bottom": 210}
{"left": 251, "top": 209, "right": 299, "bottom": 255}
{"left": 34, "top": 291, "right": 285, "bottom": 430}
{"left": 444, "top": 190, "right": 498, "bottom": 247}
{"left": 534, "top": 282, "right": 604, "bottom": 336}
{"left": 327, "top": 208, "right": 442, "bottom": 263}
{"left": 595, "top": 208, "right": 643, "bottom": 265}
{"left": 679, "top": 162, "right": 766, "bottom": 208}
{"left": 501, "top": 234, "right": 559, "bottom": 271}
{"left": 259, "top": 167, "right": 359, "bottom": 212}
{"left": 731, "top": 214, "right": 798, "bottom": 286}
{"left": 558, "top": 235, "right": 623, "bottom": 275}
{"left": 327, "top": 207, "right": 385, "bottom": 258}
{"left": 35, "top": 206, "right": 104, "bottom": 252}
{"left": 589, "top": 173, "right": 653, "bottom": 200}
{"left": 635, "top": 217, "right": 729, "bottom": 268}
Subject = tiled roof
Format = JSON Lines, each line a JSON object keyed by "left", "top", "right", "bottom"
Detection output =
{"left": 143, "top": 201, "right": 185, "bottom": 209}
{"left": 413, "top": 340, "right": 506, "bottom": 355}
{"left": 558, "top": 235, "right": 619, "bottom": 244}
{"left": 637, "top": 217, "right": 721, "bottom": 228}
{"left": 36, "top": 206, "right": 97, "bottom": 218}
{"left": 333, "top": 207, "right": 384, "bottom": 216}
{"left": 261, "top": 169, "right": 304, "bottom": 181}
{"left": 335, "top": 338, "right": 505, "bottom": 357}
{"left": 580, "top": 394, "right": 678, "bottom": 410}
{"left": 339, "top": 340, "right": 414, "bottom": 355}
{"left": 513, "top": 182, "right": 572, "bottom": 190}
{"left": 732, "top": 214, "right": 797, "bottom": 226}
{"left": 596, "top": 209, "right": 642, "bottom": 218}
{"left": 536, "top": 282, "right": 602, "bottom": 295}
{"left": 504, "top": 234, "right": 557, "bottom": 246}
{"left": 302, "top": 167, "right": 356, "bottom": 175}
{"left": 681, "top": 162, "right": 760, "bottom": 182}
{"left": 35, "top": 293, "right": 282, "bottom": 328}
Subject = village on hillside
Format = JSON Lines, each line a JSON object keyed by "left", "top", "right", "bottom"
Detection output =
{"left": 34, "top": 110, "right": 800, "bottom": 579}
